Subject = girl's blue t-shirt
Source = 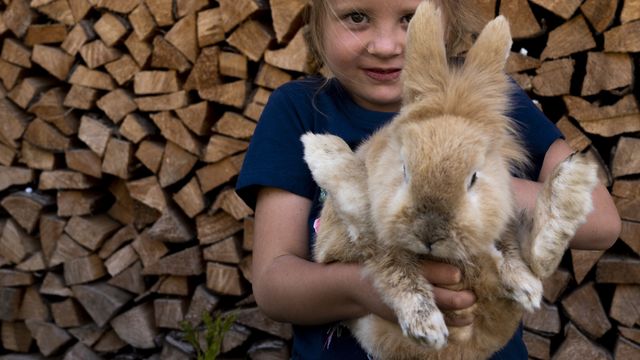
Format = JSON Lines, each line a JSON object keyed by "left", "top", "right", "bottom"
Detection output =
{"left": 236, "top": 76, "right": 562, "bottom": 360}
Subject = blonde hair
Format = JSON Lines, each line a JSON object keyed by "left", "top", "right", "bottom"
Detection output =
{"left": 304, "top": 0, "right": 490, "bottom": 68}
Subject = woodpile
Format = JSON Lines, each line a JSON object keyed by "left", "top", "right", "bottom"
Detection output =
{"left": 0, "top": 0, "right": 637, "bottom": 359}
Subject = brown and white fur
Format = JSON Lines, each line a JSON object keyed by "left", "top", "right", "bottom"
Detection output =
{"left": 300, "top": 1, "right": 598, "bottom": 359}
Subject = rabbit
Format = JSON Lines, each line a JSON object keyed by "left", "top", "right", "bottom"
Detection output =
{"left": 300, "top": 1, "right": 599, "bottom": 359}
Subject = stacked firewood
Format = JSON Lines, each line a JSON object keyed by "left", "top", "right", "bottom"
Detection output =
{"left": 0, "top": 0, "right": 637, "bottom": 359}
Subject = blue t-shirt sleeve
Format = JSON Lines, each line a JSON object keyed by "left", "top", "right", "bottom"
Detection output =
{"left": 235, "top": 85, "right": 316, "bottom": 209}
{"left": 507, "top": 85, "right": 563, "bottom": 180}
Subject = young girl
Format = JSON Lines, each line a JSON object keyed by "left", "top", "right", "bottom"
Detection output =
{"left": 236, "top": 0, "right": 621, "bottom": 358}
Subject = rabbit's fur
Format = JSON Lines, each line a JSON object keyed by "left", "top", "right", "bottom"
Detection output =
{"left": 300, "top": 1, "right": 598, "bottom": 359}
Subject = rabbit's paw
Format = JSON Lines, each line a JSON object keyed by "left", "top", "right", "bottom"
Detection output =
{"left": 505, "top": 272, "right": 543, "bottom": 312}
{"left": 397, "top": 296, "right": 448, "bottom": 349}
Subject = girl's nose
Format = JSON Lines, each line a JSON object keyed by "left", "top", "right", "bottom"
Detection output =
{"left": 366, "top": 29, "right": 403, "bottom": 57}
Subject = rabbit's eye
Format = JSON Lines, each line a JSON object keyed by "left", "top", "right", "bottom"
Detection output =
{"left": 468, "top": 172, "right": 477, "bottom": 189}
{"left": 402, "top": 164, "right": 409, "bottom": 183}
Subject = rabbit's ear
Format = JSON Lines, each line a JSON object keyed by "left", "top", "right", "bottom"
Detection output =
{"left": 461, "top": 15, "right": 512, "bottom": 93}
{"left": 402, "top": 0, "right": 448, "bottom": 105}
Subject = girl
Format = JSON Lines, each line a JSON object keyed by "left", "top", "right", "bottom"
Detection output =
{"left": 236, "top": 0, "right": 621, "bottom": 358}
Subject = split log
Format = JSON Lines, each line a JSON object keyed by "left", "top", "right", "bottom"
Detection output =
{"left": 64, "top": 255, "right": 107, "bottom": 285}
{"left": 530, "top": 0, "right": 582, "bottom": 20}
{"left": 184, "top": 284, "right": 220, "bottom": 326}
{"left": 72, "top": 282, "right": 132, "bottom": 328}
{"left": 532, "top": 58, "right": 575, "bottom": 97}
{"left": 154, "top": 298, "right": 188, "bottom": 329}
{"left": 196, "top": 211, "right": 244, "bottom": 246}
{"left": 561, "top": 282, "right": 612, "bottom": 338}
{"left": 142, "top": 246, "right": 204, "bottom": 276}
{"left": 51, "top": 298, "right": 90, "bottom": 328}
{"left": 205, "top": 262, "right": 244, "bottom": 296}
{"left": 564, "top": 95, "right": 640, "bottom": 137}
{"left": 611, "top": 137, "right": 640, "bottom": 178}
{"left": 110, "top": 303, "right": 159, "bottom": 349}
{"left": 24, "top": 320, "right": 73, "bottom": 357}
{"left": 553, "top": 324, "right": 612, "bottom": 360}
{"left": 1, "top": 321, "right": 33, "bottom": 352}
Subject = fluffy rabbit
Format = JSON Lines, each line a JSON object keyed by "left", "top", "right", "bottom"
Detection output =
{"left": 300, "top": 1, "right": 598, "bottom": 359}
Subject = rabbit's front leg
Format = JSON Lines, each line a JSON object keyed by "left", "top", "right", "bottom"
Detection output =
{"left": 523, "top": 153, "right": 598, "bottom": 279}
{"left": 365, "top": 251, "right": 448, "bottom": 349}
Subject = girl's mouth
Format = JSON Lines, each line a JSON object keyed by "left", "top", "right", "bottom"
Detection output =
{"left": 364, "top": 68, "right": 402, "bottom": 82}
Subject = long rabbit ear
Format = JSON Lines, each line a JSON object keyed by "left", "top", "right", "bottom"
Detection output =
{"left": 402, "top": 0, "right": 448, "bottom": 105}
{"left": 459, "top": 15, "right": 512, "bottom": 105}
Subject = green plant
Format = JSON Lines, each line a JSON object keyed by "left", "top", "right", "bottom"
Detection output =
{"left": 181, "top": 311, "right": 237, "bottom": 360}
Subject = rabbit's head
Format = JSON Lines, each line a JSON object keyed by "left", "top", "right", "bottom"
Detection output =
{"left": 366, "top": 1, "right": 528, "bottom": 260}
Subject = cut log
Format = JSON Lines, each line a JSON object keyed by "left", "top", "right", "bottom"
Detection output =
{"left": 553, "top": 324, "right": 612, "bottom": 360}
{"left": 134, "top": 70, "right": 180, "bottom": 95}
{"left": 0, "top": 58, "right": 23, "bottom": 90}
{"left": 0, "top": 166, "right": 34, "bottom": 192}
{"left": 119, "top": 113, "right": 156, "bottom": 143}
{"left": 615, "top": 336, "right": 640, "bottom": 360}
{"left": 131, "top": 230, "right": 169, "bottom": 267}
{"left": 94, "top": 12, "right": 128, "bottom": 47}
{"left": 156, "top": 275, "right": 189, "bottom": 296}
{"left": 64, "top": 215, "right": 120, "bottom": 251}
{"left": 3, "top": 0, "right": 35, "bottom": 38}
{"left": 24, "top": 24, "right": 68, "bottom": 45}
{"left": 184, "top": 284, "right": 220, "bottom": 326}
{"left": 523, "top": 301, "right": 561, "bottom": 335}
{"left": 203, "top": 135, "right": 249, "bottom": 163}
{"left": 124, "top": 32, "right": 152, "bottom": 67}
{"left": 0, "top": 287, "right": 23, "bottom": 321}
{"left": 135, "top": 91, "right": 190, "bottom": 112}
{"left": 67, "top": 323, "right": 105, "bottom": 348}
{"left": 99, "top": 224, "right": 138, "bottom": 260}
{"left": 79, "top": 40, "right": 122, "bottom": 69}
{"left": 64, "top": 255, "right": 107, "bottom": 285}
{"left": 604, "top": 20, "right": 640, "bottom": 52}
{"left": 24, "top": 320, "right": 72, "bottom": 357}
{"left": 532, "top": 58, "right": 575, "bottom": 97}
{"left": 556, "top": 116, "right": 591, "bottom": 151}
{"left": 104, "top": 54, "right": 141, "bottom": 86}
{"left": 173, "top": 176, "right": 206, "bottom": 218}
{"left": 0, "top": 143, "right": 15, "bottom": 166}
{"left": 166, "top": 13, "right": 198, "bottom": 63}
{"left": 211, "top": 188, "right": 253, "bottom": 220}
{"left": 135, "top": 140, "right": 165, "bottom": 173}
{"left": 38, "top": 214, "right": 66, "bottom": 265}
{"left": 149, "top": 111, "right": 202, "bottom": 155}
{"left": 40, "top": 272, "right": 72, "bottom": 298}
{"left": 561, "top": 282, "right": 612, "bottom": 338}
{"left": 23, "top": 118, "right": 71, "bottom": 152}
{"left": 126, "top": 175, "right": 168, "bottom": 212}
{"left": 571, "top": 249, "right": 605, "bottom": 284}
{"left": 159, "top": 141, "right": 198, "bottom": 187}
{"left": 1, "top": 321, "right": 33, "bottom": 352}
{"left": 206, "top": 262, "right": 244, "bottom": 296}
{"left": 264, "top": 27, "right": 313, "bottom": 73}
{"left": 219, "top": 0, "right": 265, "bottom": 32}
{"left": 196, "top": 153, "right": 245, "bottom": 193}
{"left": 619, "top": 326, "right": 640, "bottom": 346}
{"left": 2, "top": 38, "right": 31, "bottom": 68}
{"left": 582, "top": 52, "right": 633, "bottom": 96}
{"left": 1, "top": 191, "right": 54, "bottom": 234}
{"left": 108, "top": 260, "right": 146, "bottom": 295}
{"left": 611, "top": 137, "right": 640, "bottom": 178}
{"left": 72, "top": 282, "right": 132, "bottom": 327}
{"left": 142, "top": 246, "right": 204, "bottom": 276}
{"left": 596, "top": 255, "right": 640, "bottom": 284}
{"left": 63, "top": 342, "right": 101, "bottom": 360}
{"left": 154, "top": 298, "right": 188, "bottom": 329}
{"left": 184, "top": 46, "right": 221, "bottom": 91}
{"left": 243, "top": 217, "right": 254, "bottom": 251}
{"left": 110, "top": 303, "right": 158, "bottom": 349}
{"left": 49, "top": 234, "right": 91, "bottom": 267}
{"left": 64, "top": 85, "right": 99, "bottom": 110}
{"left": 104, "top": 244, "right": 139, "bottom": 277}
{"left": 234, "top": 307, "right": 293, "bottom": 339}
{"left": 16, "top": 252, "right": 46, "bottom": 272}
{"left": 580, "top": 0, "right": 618, "bottom": 33}
{"left": 620, "top": 220, "right": 640, "bottom": 256}
{"left": 151, "top": 35, "right": 192, "bottom": 73}
{"left": 34, "top": 0, "right": 75, "bottom": 25}
{"left": 239, "top": 254, "right": 252, "bottom": 283}
{"left": 212, "top": 112, "right": 255, "bottom": 139}
{"left": 28, "top": 87, "right": 79, "bottom": 136}
{"left": 199, "top": 80, "right": 248, "bottom": 109}
{"left": 254, "top": 63, "right": 292, "bottom": 90}
{"left": 196, "top": 211, "right": 244, "bottom": 246}
{"left": 270, "top": 0, "right": 307, "bottom": 43}
{"left": 101, "top": 137, "right": 134, "bottom": 179}
{"left": 0, "top": 269, "right": 34, "bottom": 287}
{"left": 61, "top": 21, "right": 94, "bottom": 56}
{"left": 0, "top": 219, "right": 39, "bottom": 264}
{"left": 18, "top": 285, "right": 47, "bottom": 322}
{"left": 146, "top": 205, "right": 195, "bottom": 243}
{"left": 9, "top": 77, "right": 55, "bottom": 109}
{"left": 540, "top": 15, "right": 596, "bottom": 60}
{"left": 529, "top": 0, "right": 582, "bottom": 19}
{"left": 523, "top": 330, "right": 550, "bottom": 360}
{"left": 175, "top": 101, "right": 211, "bottom": 136}
{"left": 196, "top": 8, "right": 224, "bottom": 47}
{"left": 177, "top": 0, "right": 209, "bottom": 17}
{"left": 92, "top": 329, "right": 127, "bottom": 353}
{"left": 609, "top": 285, "right": 640, "bottom": 327}
{"left": 65, "top": 149, "right": 102, "bottom": 178}
{"left": 564, "top": 95, "right": 640, "bottom": 137}
{"left": 227, "top": 20, "right": 274, "bottom": 62}
{"left": 51, "top": 298, "right": 90, "bottom": 328}
{"left": 220, "top": 51, "right": 248, "bottom": 79}
{"left": 203, "top": 235, "right": 242, "bottom": 264}
{"left": 499, "top": 0, "right": 543, "bottom": 39}
{"left": 97, "top": 89, "right": 138, "bottom": 124}
{"left": 145, "top": 0, "right": 174, "bottom": 27}
{"left": 615, "top": 196, "right": 640, "bottom": 223}
{"left": 129, "top": 3, "right": 157, "bottom": 40}
{"left": 68, "top": 65, "right": 116, "bottom": 90}
{"left": 621, "top": 0, "right": 640, "bottom": 23}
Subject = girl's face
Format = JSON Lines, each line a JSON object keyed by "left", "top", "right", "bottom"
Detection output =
{"left": 322, "top": 0, "right": 423, "bottom": 112}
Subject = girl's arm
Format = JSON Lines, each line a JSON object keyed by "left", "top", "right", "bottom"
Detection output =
{"left": 251, "top": 187, "right": 476, "bottom": 325}
{"left": 512, "top": 139, "right": 621, "bottom": 250}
